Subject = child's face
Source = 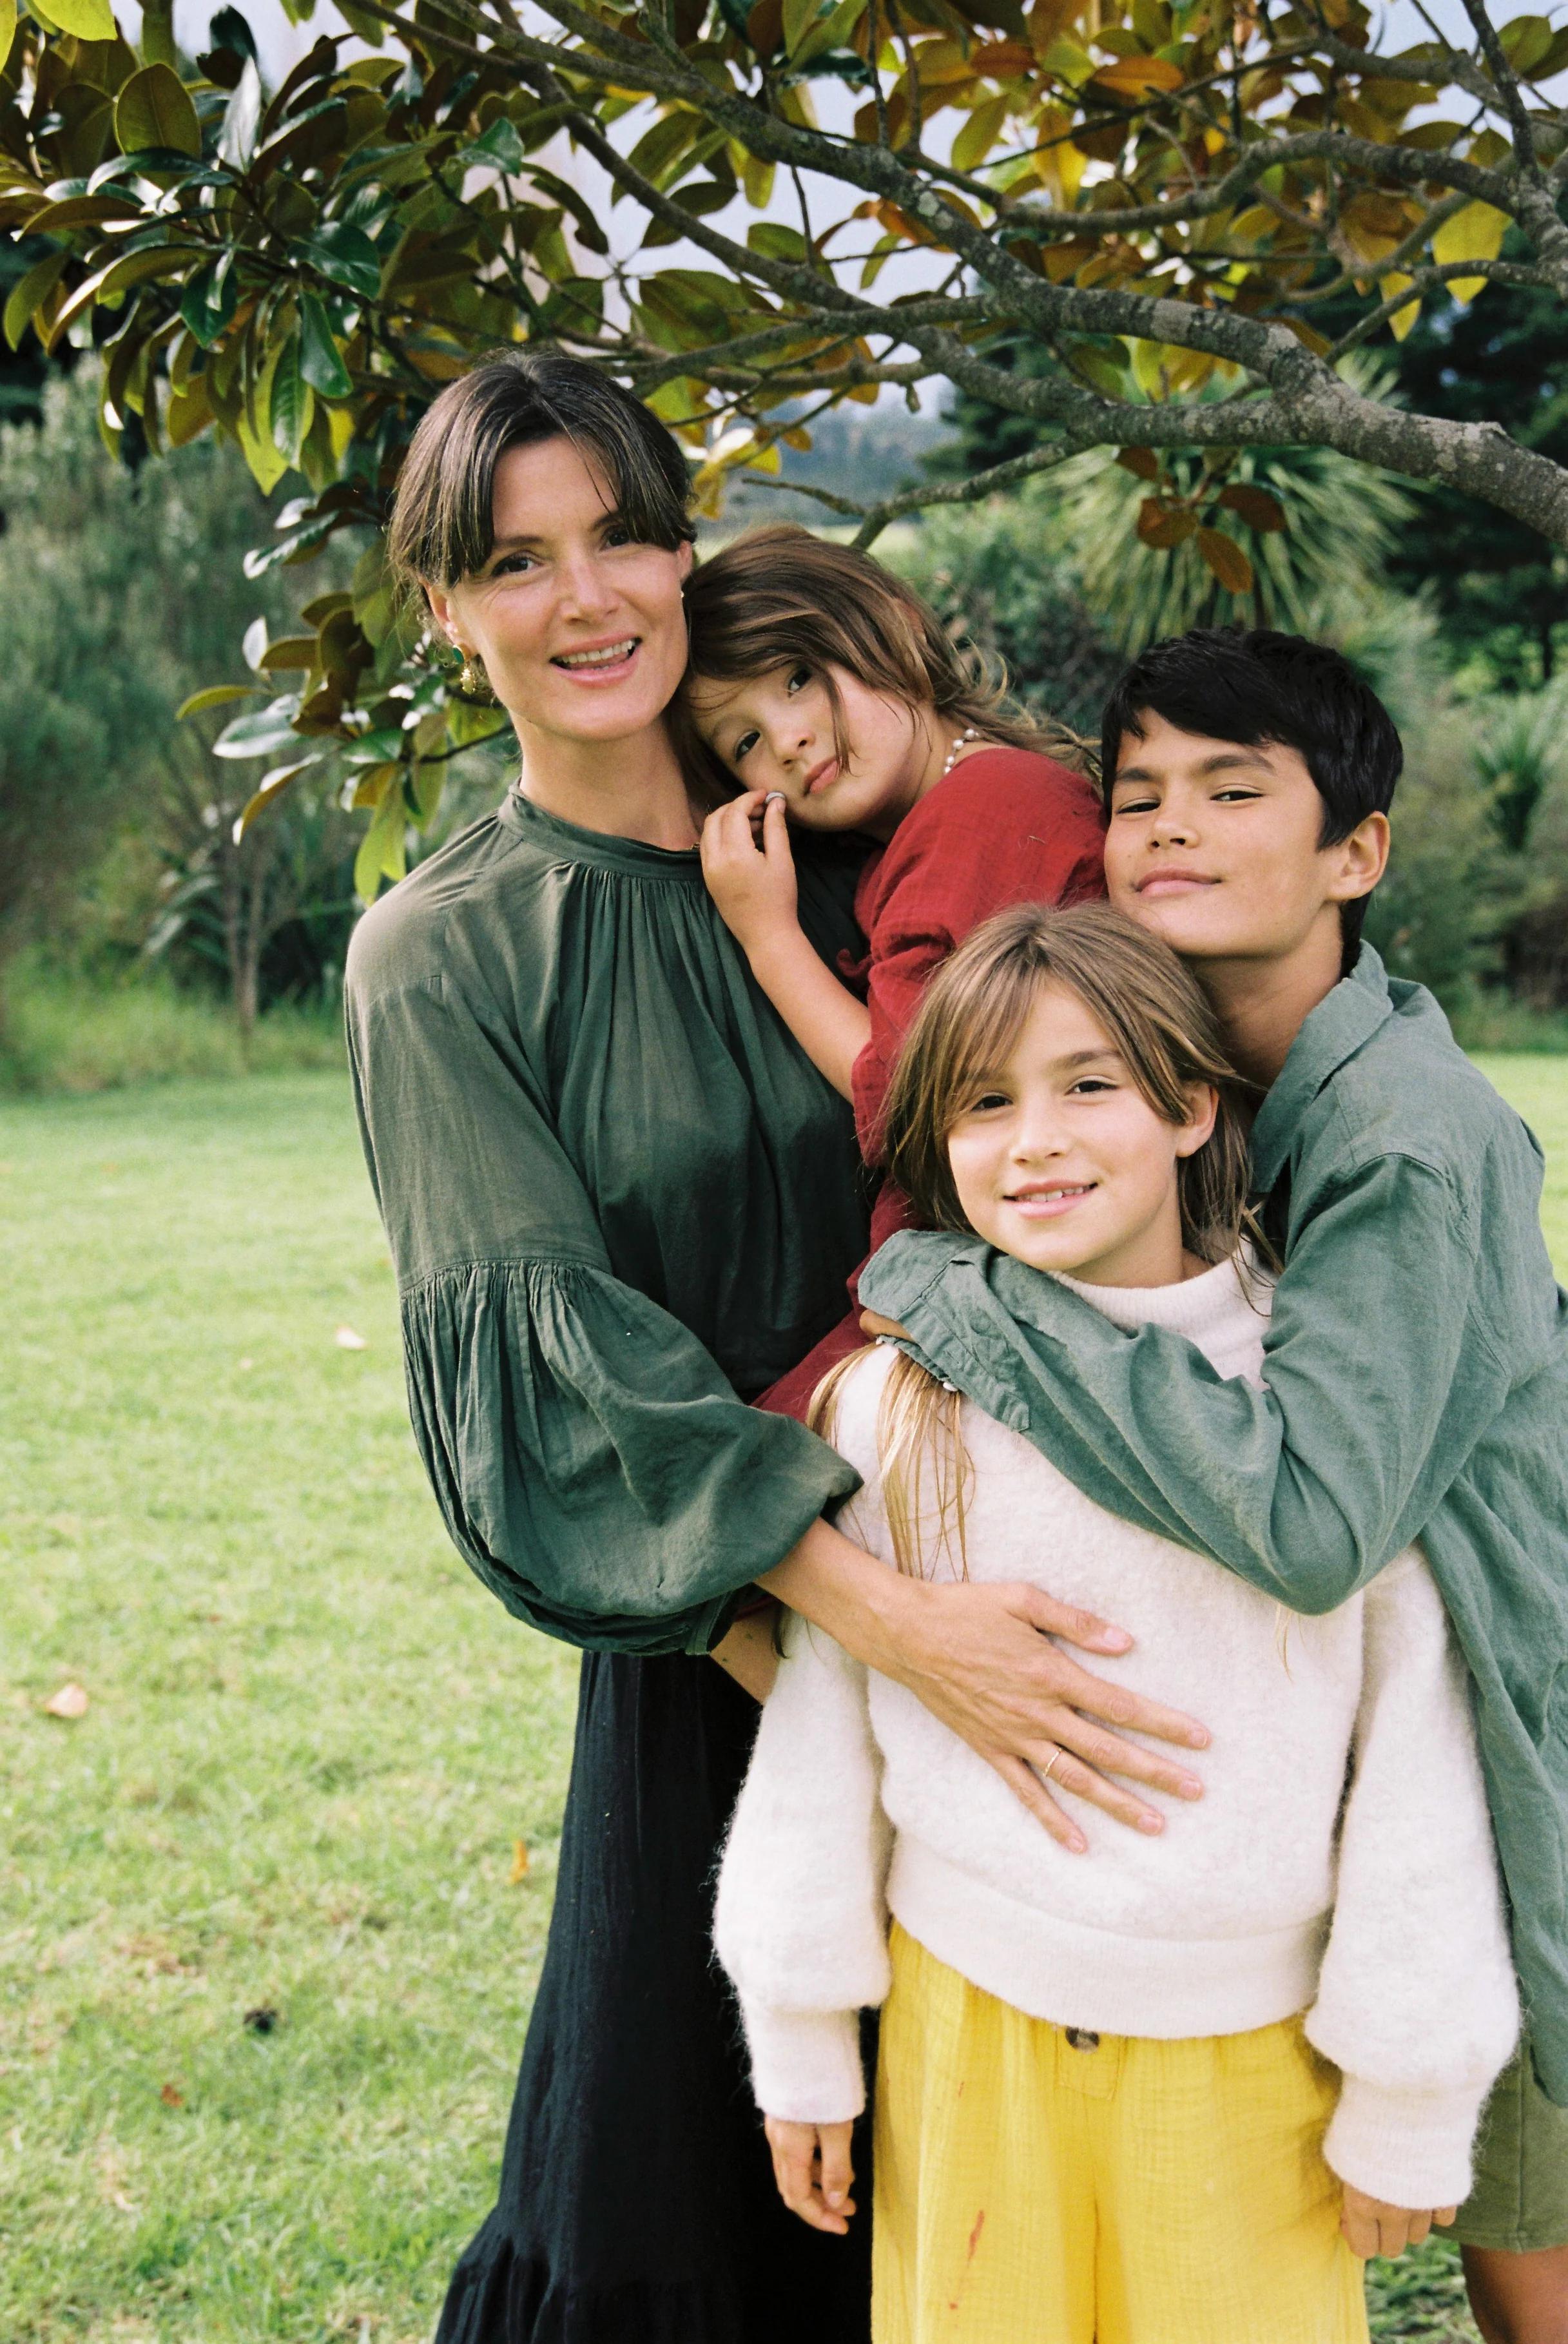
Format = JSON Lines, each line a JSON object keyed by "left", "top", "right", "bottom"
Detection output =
{"left": 945, "top": 982, "right": 1216, "bottom": 1290}
{"left": 1103, "top": 713, "right": 1389, "bottom": 968}
{"left": 684, "top": 661, "right": 928, "bottom": 840}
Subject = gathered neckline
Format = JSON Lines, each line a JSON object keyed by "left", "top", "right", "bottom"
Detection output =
{"left": 498, "top": 785, "right": 705, "bottom": 880}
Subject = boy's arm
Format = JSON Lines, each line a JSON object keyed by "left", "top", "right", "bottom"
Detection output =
{"left": 1307, "top": 1551, "right": 1518, "bottom": 2213}
{"left": 712, "top": 1607, "right": 892, "bottom": 2121}
{"left": 862, "top": 1149, "right": 1533, "bottom": 1615}
{"left": 701, "top": 792, "right": 867, "bottom": 1098}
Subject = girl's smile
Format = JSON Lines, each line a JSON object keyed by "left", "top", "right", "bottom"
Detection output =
{"left": 686, "top": 660, "right": 957, "bottom": 843}
{"left": 946, "top": 982, "right": 1217, "bottom": 1289}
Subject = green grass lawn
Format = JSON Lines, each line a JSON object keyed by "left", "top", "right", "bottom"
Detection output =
{"left": 1, "top": 1057, "right": 1563, "bottom": 2342}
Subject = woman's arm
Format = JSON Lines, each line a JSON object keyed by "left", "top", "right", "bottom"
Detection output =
{"left": 761, "top": 1517, "right": 1210, "bottom": 1850}
{"left": 701, "top": 793, "right": 867, "bottom": 1099}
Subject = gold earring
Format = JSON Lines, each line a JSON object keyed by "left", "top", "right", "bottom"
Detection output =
{"left": 454, "top": 650, "right": 492, "bottom": 701}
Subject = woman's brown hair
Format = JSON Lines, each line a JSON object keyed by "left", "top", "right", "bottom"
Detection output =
{"left": 811, "top": 902, "right": 1264, "bottom": 1580}
{"left": 387, "top": 351, "right": 695, "bottom": 597}
{"left": 671, "top": 523, "right": 1081, "bottom": 796}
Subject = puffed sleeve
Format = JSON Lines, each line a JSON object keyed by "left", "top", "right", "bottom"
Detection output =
{"left": 347, "top": 952, "right": 860, "bottom": 1658}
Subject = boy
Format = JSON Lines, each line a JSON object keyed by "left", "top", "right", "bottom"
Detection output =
{"left": 860, "top": 628, "right": 1568, "bottom": 2342}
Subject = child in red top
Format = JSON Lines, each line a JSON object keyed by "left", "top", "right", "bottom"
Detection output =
{"left": 677, "top": 527, "right": 1105, "bottom": 1416}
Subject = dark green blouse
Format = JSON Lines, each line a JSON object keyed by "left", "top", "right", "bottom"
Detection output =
{"left": 345, "top": 789, "right": 868, "bottom": 1658}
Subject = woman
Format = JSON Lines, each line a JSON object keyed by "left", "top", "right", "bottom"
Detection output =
{"left": 347, "top": 351, "right": 1210, "bottom": 2343}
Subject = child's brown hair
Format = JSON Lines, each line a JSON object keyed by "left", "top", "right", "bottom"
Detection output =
{"left": 672, "top": 524, "right": 1079, "bottom": 799}
{"left": 811, "top": 902, "right": 1264, "bottom": 1581}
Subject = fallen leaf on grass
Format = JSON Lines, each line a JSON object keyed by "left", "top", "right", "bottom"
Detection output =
{"left": 508, "top": 1839, "right": 530, "bottom": 1884}
{"left": 334, "top": 1325, "right": 367, "bottom": 1350}
{"left": 159, "top": 2082, "right": 184, "bottom": 2107}
{"left": 43, "top": 1683, "right": 88, "bottom": 1719}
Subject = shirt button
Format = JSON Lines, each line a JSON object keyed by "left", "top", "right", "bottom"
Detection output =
{"left": 1065, "top": 2027, "right": 1099, "bottom": 2051}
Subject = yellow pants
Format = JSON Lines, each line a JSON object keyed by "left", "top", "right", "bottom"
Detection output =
{"left": 873, "top": 1924, "right": 1370, "bottom": 2344}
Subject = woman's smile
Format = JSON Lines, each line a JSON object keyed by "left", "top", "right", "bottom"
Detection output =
{"left": 552, "top": 634, "right": 643, "bottom": 681}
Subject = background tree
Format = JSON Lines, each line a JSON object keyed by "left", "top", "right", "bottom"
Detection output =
{"left": 6, "top": 0, "right": 1568, "bottom": 886}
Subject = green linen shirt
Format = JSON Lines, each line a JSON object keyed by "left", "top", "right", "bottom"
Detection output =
{"left": 860, "top": 947, "right": 1568, "bottom": 2100}
{"left": 345, "top": 789, "right": 867, "bottom": 1659}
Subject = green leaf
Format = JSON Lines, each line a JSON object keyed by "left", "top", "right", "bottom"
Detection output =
{"left": 269, "top": 334, "right": 314, "bottom": 465}
{"left": 217, "top": 61, "right": 262, "bottom": 171}
{"left": 4, "top": 249, "right": 68, "bottom": 351}
{"left": 461, "top": 116, "right": 527, "bottom": 174}
{"left": 0, "top": 3, "right": 18, "bottom": 78}
{"left": 296, "top": 222, "right": 382, "bottom": 302}
{"left": 177, "top": 683, "right": 255, "bottom": 720}
{"left": 354, "top": 780, "right": 407, "bottom": 902}
{"left": 115, "top": 63, "right": 202, "bottom": 160}
{"left": 180, "top": 253, "right": 237, "bottom": 346}
{"left": 747, "top": 222, "right": 809, "bottom": 260}
{"left": 213, "top": 701, "right": 306, "bottom": 759}
{"left": 951, "top": 95, "right": 1007, "bottom": 174}
{"left": 791, "top": 0, "right": 866, "bottom": 66}
{"left": 37, "top": 0, "right": 114, "bottom": 34}
{"left": 298, "top": 291, "right": 352, "bottom": 398}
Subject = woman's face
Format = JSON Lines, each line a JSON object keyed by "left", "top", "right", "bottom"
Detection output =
{"left": 684, "top": 661, "right": 933, "bottom": 841}
{"left": 944, "top": 981, "right": 1217, "bottom": 1290}
{"left": 426, "top": 436, "right": 693, "bottom": 748}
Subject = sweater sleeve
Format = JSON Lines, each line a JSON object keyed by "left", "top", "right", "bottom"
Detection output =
{"left": 850, "top": 755, "right": 1105, "bottom": 1160}
{"left": 348, "top": 956, "right": 859, "bottom": 1658}
{"left": 712, "top": 1613, "right": 893, "bottom": 2120}
{"left": 713, "top": 1364, "right": 896, "bottom": 2121}
{"left": 1306, "top": 1549, "right": 1518, "bottom": 2208}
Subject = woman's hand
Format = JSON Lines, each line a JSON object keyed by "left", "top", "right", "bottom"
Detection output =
{"left": 1340, "top": 2182, "right": 1457, "bottom": 2259}
{"left": 761, "top": 1521, "right": 1210, "bottom": 1853}
{"left": 700, "top": 791, "right": 798, "bottom": 954}
{"left": 764, "top": 2116, "right": 857, "bottom": 2234}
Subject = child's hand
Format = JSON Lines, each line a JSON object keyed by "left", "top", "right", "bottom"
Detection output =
{"left": 701, "top": 791, "right": 799, "bottom": 954}
{"left": 1340, "top": 2180, "right": 1457, "bottom": 2259}
{"left": 763, "top": 2115, "right": 857, "bottom": 2234}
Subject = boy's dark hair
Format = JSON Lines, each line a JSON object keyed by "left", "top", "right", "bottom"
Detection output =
{"left": 1100, "top": 626, "right": 1403, "bottom": 967}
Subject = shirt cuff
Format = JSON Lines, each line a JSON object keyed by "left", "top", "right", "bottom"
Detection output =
{"left": 739, "top": 2000, "right": 866, "bottom": 2125}
{"left": 1324, "top": 2072, "right": 1491, "bottom": 2211}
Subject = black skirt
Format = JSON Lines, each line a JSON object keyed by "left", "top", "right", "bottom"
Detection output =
{"left": 436, "top": 1650, "right": 874, "bottom": 2343}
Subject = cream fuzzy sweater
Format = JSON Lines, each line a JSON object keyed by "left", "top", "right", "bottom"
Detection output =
{"left": 714, "top": 1255, "right": 1518, "bottom": 2211}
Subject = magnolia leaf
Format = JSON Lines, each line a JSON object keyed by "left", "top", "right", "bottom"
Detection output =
{"left": 461, "top": 115, "right": 527, "bottom": 173}
{"left": 175, "top": 683, "right": 254, "bottom": 720}
{"left": 43, "top": 1682, "right": 90, "bottom": 1719}
{"left": 1196, "top": 527, "right": 1254, "bottom": 594}
{"left": 4, "top": 249, "right": 68, "bottom": 351}
{"left": 792, "top": 0, "right": 866, "bottom": 64}
{"left": 354, "top": 784, "right": 407, "bottom": 902}
{"left": 256, "top": 635, "right": 317, "bottom": 671}
{"left": 1216, "top": 483, "right": 1288, "bottom": 533}
{"left": 1431, "top": 200, "right": 1507, "bottom": 305}
{"left": 951, "top": 94, "right": 1008, "bottom": 173}
{"left": 37, "top": 0, "right": 113, "bottom": 34}
{"left": 508, "top": 1839, "right": 530, "bottom": 1883}
{"left": 269, "top": 336, "right": 314, "bottom": 467}
{"left": 1115, "top": 445, "right": 1159, "bottom": 481}
{"left": 232, "top": 755, "right": 322, "bottom": 838}
{"left": 166, "top": 369, "right": 213, "bottom": 448}
{"left": 1382, "top": 270, "right": 1420, "bottom": 340}
{"left": 1137, "top": 500, "right": 1197, "bottom": 548}
{"left": 115, "top": 63, "right": 202, "bottom": 160}
{"left": 217, "top": 59, "right": 262, "bottom": 171}
{"left": 1089, "top": 52, "right": 1184, "bottom": 97}
{"left": 242, "top": 616, "right": 269, "bottom": 672}
{"left": 180, "top": 255, "right": 237, "bottom": 348}
{"left": 295, "top": 222, "right": 382, "bottom": 303}
{"left": 237, "top": 340, "right": 290, "bottom": 495}
{"left": 0, "top": 3, "right": 17, "bottom": 80}
{"left": 213, "top": 703, "right": 305, "bottom": 759}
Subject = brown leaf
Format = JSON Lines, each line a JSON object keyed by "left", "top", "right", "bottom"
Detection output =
{"left": 44, "top": 1683, "right": 89, "bottom": 1719}
{"left": 1197, "top": 528, "right": 1255, "bottom": 594}
{"left": 1116, "top": 445, "right": 1159, "bottom": 481}
{"left": 1216, "top": 483, "right": 1288, "bottom": 533}
{"left": 1136, "top": 500, "right": 1197, "bottom": 549}
{"left": 160, "top": 2082, "right": 184, "bottom": 2107}
{"left": 509, "top": 1839, "right": 530, "bottom": 1884}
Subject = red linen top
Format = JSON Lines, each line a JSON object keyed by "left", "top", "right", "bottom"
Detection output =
{"left": 759, "top": 744, "right": 1106, "bottom": 1424}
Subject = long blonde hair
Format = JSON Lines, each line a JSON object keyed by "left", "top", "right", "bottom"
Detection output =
{"left": 811, "top": 904, "right": 1265, "bottom": 1580}
{"left": 671, "top": 524, "right": 1082, "bottom": 801}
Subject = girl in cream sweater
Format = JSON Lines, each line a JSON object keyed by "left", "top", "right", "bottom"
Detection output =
{"left": 714, "top": 904, "right": 1517, "bottom": 2344}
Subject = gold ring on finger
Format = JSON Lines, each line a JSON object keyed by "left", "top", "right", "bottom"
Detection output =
{"left": 1041, "top": 1748, "right": 1063, "bottom": 1785}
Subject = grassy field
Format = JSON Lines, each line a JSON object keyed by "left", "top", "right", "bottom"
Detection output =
{"left": 2, "top": 1058, "right": 1563, "bottom": 2342}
